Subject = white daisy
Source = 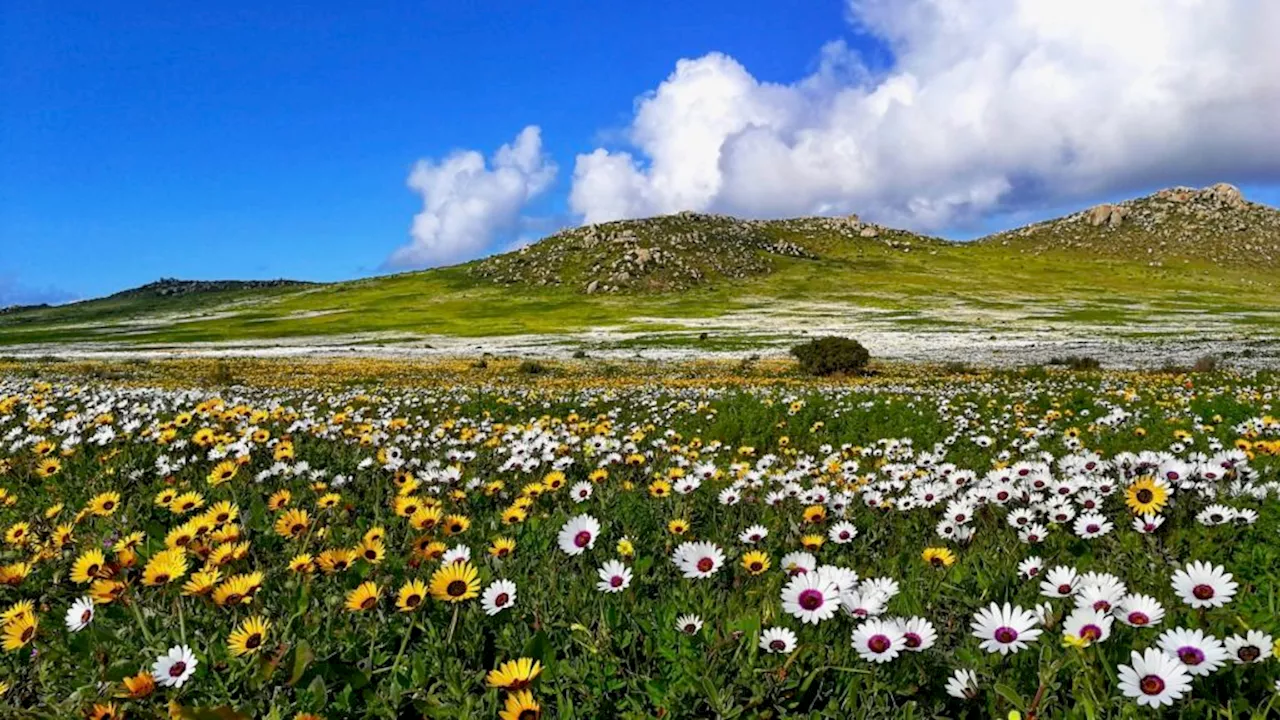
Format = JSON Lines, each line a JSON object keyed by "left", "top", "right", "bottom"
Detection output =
{"left": 781, "top": 572, "right": 841, "bottom": 625}
{"left": 944, "top": 668, "right": 979, "bottom": 699}
{"left": 570, "top": 481, "right": 593, "bottom": 503}
{"left": 759, "top": 627, "right": 797, "bottom": 654}
{"left": 971, "top": 602, "right": 1042, "bottom": 655}
{"left": 672, "top": 541, "right": 724, "bottom": 579}
{"left": 1132, "top": 513, "right": 1164, "bottom": 534}
{"left": 739, "top": 525, "right": 768, "bottom": 544}
{"left": 861, "top": 577, "right": 900, "bottom": 600}
{"left": 481, "top": 579, "right": 517, "bottom": 616}
{"left": 1018, "top": 556, "right": 1043, "bottom": 579}
{"left": 1117, "top": 648, "right": 1192, "bottom": 708}
{"left": 1156, "top": 627, "right": 1229, "bottom": 676}
{"left": 780, "top": 551, "right": 817, "bottom": 576}
{"left": 441, "top": 544, "right": 471, "bottom": 566}
{"left": 828, "top": 521, "right": 858, "bottom": 544}
{"left": 1072, "top": 512, "right": 1113, "bottom": 539}
{"left": 1225, "top": 630, "right": 1274, "bottom": 664}
{"left": 675, "top": 614, "right": 703, "bottom": 635}
{"left": 851, "top": 618, "right": 906, "bottom": 663}
{"left": 152, "top": 644, "right": 198, "bottom": 688}
{"left": 596, "top": 560, "right": 632, "bottom": 593}
{"left": 556, "top": 514, "right": 601, "bottom": 556}
{"left": 839, "top": 589, "right": 887, "bottom": 620}
{"left": 64, "top": 596, "right": 94, "bottom": 632}
{"left": 896, "top": 616, "right": 937, "bottom": 652}
{"left": 1039, "top": 566, "right": 1080, "bottom": 598}
{"left": 1115, "top": 594, "right": 1165, "bottom": 628}
{"left": 1170, "top": 561, "right": 1238, "bottom": 609}
{"left": 1062, "top": 606, "right": 1113, "bottom": 645}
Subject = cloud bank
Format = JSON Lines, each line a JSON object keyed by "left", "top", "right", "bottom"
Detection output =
{"left": 570, "top": 0, "right": 1280, "bottom": 230}
{"left": 388, "top": 126, "right": 556, "bottom": 268}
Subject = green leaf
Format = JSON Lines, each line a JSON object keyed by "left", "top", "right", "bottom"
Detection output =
{"left": 306, "top": 675, "right": 327, "bottom": 709}
{"left": 288, "top": 640, "right": 314, "bottom": 686}
{"left": 995, "top": 683, "right": 1027, "bottom": 712}
{"left": 524, "top": 630, "right": 551, "bottom": 664}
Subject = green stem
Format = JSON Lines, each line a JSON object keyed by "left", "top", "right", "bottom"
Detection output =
{"left": 383, "top": 616, "right": 417, "bottom": 677}
{"left": 128, "top": 593, "right": 154, "bottom": 645}
{"left": 366, "top": 618, "right": 379, "bottom": 672}
{"left": 175, "top": 594, "right": 187, "bottom": 646}
{"left": 446, "top": 604, "right": 460, "bottom": 644}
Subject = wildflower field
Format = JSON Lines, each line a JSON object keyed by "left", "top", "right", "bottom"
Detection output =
{"left": 0, "top": 358, "right": 1278, "bottom": 719}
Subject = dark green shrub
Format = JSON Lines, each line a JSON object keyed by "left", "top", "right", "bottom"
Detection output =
{"left": 517, "top": 359, "right": 548, "bottom": 375}
{"left": 1048, "top": 355, "right": 1101, "bottom": 371}
{"left": 1192, "top": 354, "right": 1220, "bottom": 372}
{"left": 790, "top": 337, "right": 870, "bottom": 377}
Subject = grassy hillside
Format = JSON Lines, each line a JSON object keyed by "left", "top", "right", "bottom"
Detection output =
{"left": 2, "top": 184, "right": 1278, "bottom": 349}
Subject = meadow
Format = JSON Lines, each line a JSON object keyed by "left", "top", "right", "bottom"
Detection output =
{"left": 0, "top": 358, "right": 1278, "bottom": 719}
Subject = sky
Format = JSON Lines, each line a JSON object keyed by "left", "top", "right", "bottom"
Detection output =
{"left": 3, "top": 0, "right": 1280, "bottom": 306}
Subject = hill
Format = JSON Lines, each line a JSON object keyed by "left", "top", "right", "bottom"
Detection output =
{"left": 470, "top": 212, "right": 941, "bottom": 293}
{"left": 984, "top": 183, "right": 1280, "bottom": 267}
{"left": 108, "top": 277, "right": 313, "bottom": 299}
{"left": 0, "top": 183, "right": 1277, "bottom": 365}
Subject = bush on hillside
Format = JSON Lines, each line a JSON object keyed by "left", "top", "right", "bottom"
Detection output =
{"left": 790, "top": 336, "right": 870, "bottom": 376}
{"left": 1048, "top": 355, "right": 1102, "bottom": 371}
{"left": 1193, "top": 354, "right": 1220, "bottom": 372}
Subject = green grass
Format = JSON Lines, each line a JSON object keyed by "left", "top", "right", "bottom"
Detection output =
{"left": 3, "top": 220, "right": 1279, "bottom": 348}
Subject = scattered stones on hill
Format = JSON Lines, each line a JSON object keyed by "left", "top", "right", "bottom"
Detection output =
{"left": 470, "top": 212, "right": 933, "bottom": 294}
{"left": 115, "top": 278, "right": 314, "bottom": 300}
{"left": 988, "top": 183, "right": 1279, "bottom": 267}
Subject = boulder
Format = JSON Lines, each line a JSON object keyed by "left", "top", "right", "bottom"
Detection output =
{"left": 1202, "top": 182, "right": 1245, "bottom": 209}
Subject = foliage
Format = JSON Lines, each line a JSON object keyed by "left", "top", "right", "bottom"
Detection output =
{"left": 790, "top": 336, "right": 871, "bottom": 376}
{"left": 0, "top": 360, "right": 1277, "bottom": 719}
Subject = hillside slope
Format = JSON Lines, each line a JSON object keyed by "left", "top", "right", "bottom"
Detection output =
{"left": 470, "top": 212, "right": 941, "bottom": 293}
{"left": 984, "top": 183, "right": 1280, "bottom": 267}
{"left": 1, "top": 184, "right": 1277, "bottom": 353}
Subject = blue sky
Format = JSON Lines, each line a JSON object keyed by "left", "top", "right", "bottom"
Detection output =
{"left": 3, "top": 0, "right": 1277, "bottom": 305}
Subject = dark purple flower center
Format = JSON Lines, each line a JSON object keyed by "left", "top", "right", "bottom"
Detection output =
{"left": 1192, "top": 584, "right": 1215, "bottom": 600}
{"left": 769, "top": 639, "right": 786, "bottom": 651}
{"left": 168, "top": 662, "right": 186, "bottom": 678}
{"left": 1139, "top": 675, "right": 1165, "bottom": 696}
{"left": 1127, "top": 612, "right": 1149, "bottom": 626}
{"left": 1238, "top": 645, "right": 1261, "bottom": 662}
{"left": 994, "top": 626, "right": 1018, "bottom": 644}
{"left": 1080, "top": 624, "right": 1102, "bottom": 640}
{"left": 868, "top": 634, "right": 891, "bottom": 653}
{"left": 696, "top": 557, "right": 714, "bottom": 573}
{"left": 1177, "top": 647, "right": 1204, "bottom": 665}
{"left": 574, "top": 531, "right": 592, "bottom": 548}
{"left": 798, "top": 589, "right": 824, "bottom": 611}
{"left": 904, "top": 633, "right": 921, "bottom": 648}
{"left": 610, "top": 576, "right": 623, "bottom": 587}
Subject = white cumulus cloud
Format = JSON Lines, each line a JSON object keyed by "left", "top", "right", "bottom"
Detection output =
{"left": 569, "top": 0, "right": 1280, "bottom": 231}
{"left": 388, "top": 126, "right": 556, "bottom": 268}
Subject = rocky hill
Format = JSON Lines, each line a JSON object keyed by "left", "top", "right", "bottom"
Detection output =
{"left": 983, "top": 183, "right": 1280, "bottom": 267}
{"left": 469, "top": 211, "right": 944, "bottom": 293}
{"left": 109, "top": 277, "right": 313, "bottom": 300}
